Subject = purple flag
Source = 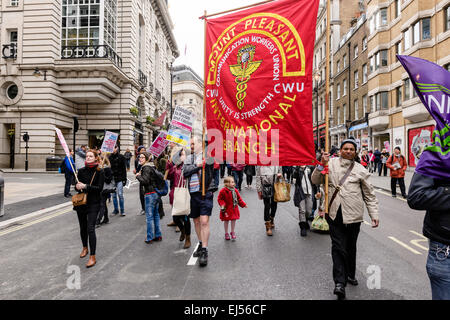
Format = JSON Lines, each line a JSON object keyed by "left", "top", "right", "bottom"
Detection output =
{"left": 397, "top": 55, "right": 450, "bottom": 180}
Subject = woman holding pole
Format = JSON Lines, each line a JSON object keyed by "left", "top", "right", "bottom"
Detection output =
{"left": 74, "top": 150, "right": 105, "bottom": 268}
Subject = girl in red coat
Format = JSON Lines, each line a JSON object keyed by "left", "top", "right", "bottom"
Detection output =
{"left": 217, "top": 176, "right": 247, "bottom": 240}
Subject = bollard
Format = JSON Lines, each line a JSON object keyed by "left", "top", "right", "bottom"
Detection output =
{"left": 0, "top": 175, "right": 4, "bottom": 217}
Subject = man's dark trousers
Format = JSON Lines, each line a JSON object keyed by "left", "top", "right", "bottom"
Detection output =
{"left": 325, "top": 207, "right": 361, "bottom": 285}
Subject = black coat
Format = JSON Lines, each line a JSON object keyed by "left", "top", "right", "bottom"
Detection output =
{"left": 109, "top": 152, "right": 127, "bottom": 183}
{"left": 135, "top": 163, "right": 159, "bottom": 194}
{"left": 374, "top": 150, "right": 381, "bottom": 162}
{"left": 408, "top": 172, "right": 450, "bottom": 246}
{"left": 293, "top": 165, "right": 315, "bottom": 206}
{"left": 244, "top": 165, "right": 256, "bottom": 176}
{"left": 75, "top": 166, "right": 105, "bottom": 205}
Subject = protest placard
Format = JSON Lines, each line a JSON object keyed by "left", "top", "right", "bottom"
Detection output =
{"left": 100, "top": 131, "right": 119, "bottom": 153}
{"left": 149, "top": 131, "right": 169, "bottom": 158}
{"left": 55, "top": 128, "right": 71, "bottom": 157}
{"left": 166, "top": 106, "right": 196, "bottom": 146}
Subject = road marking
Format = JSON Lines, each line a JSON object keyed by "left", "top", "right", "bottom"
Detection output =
{"left": 0, "top": 209, "right": 71, "bottom": 237}
{"left": 374, "top": 189, "right": 407, "bottom": 202}
{"left": 187, "top": 242, "right": 200, "bottom": 266}
{"left": 409, "top": 230, "right": 428, "bottom": 251}
{"left": 388, "top": 236, "right": 422, "bottom": 255}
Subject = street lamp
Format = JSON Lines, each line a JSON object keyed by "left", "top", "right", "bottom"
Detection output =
{"left": 314, "top": 72, "right": 321, "bottom": 150}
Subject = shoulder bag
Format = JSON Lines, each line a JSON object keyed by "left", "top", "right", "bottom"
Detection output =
{"left": 72, "top": 171, "right": 97, "bottom": 207}
{"left": 328, "top": 161, "right": 355, "bottom": 210}
{"left": 172, "top": 170, "right": 191, "bottom": 216}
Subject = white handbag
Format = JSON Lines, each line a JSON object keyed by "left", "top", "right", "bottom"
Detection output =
{"left": 172, "top": 171, "right": 191, "bottom": 216}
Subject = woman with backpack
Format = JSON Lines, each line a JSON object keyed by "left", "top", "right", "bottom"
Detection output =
{"left": 136, "top": 152, "right": 165, "bottom": 243}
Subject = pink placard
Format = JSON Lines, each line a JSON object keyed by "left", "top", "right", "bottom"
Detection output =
{"left": 149, "top": 132, "right": 169, "bottom": 158}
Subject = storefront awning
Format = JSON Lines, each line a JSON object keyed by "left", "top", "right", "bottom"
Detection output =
{"left": 349, "top": 123, "right": 368, "bottom": 132}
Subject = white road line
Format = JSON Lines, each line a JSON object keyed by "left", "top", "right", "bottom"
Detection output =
{"left": 374, "top": 189, "right": 407, "bottom": 202}
{"left": 409, "top": 230, "right": 429, "bottom": 251}
{"left": 0, "top": 209, "right": 71, "bottom": 237}
{"left": 187, "top": 242, "right": 200, "bottom": 266}
{"left": 388, "top": 236, "right": 422, "bottom": 255}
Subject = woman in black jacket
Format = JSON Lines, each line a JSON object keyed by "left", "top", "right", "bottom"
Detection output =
{"left": 75, "top": 150, "right": 104, "bottom": 268}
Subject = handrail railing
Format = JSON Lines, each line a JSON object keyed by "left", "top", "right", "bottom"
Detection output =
{"left": 138, "top": 69, "right": 148, "bottom": 86}
{"left": 61, "top": 45, "right": 122, "bottom": 68}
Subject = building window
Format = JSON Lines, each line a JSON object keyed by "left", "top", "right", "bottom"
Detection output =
{"left": 337, "top": 107, "right": 341, "bottom": 124}
{"left": 395, "top": 0, "right": 401, "bottom": 18}
{"left": 403, "top": 79, "right": 410, "bottom": 101}
{"left": 10, "top": 0, "right": 19, "bottom": 6}
{"left": 375, "top": 92, "right": 388, "bottom": 110}
{"left": 343, "top": 104, "right": 347, "bottom": 121}
{"left": 380, "top": 8, "right": 388, "bottom": 26}
{"left": 404, "top": 28, "right": 411, "bottom": 50}
{"left": 343, "top": 79, "right": 347, "bottom": 96}
{"left": 354, "top": 99, "right": 359, "bottom": 120}
{"left": 362, "top": 94, "right": 368, "bottom": 115}
{"left": 343, "top": 54, "right": 347, "bottom": 68}
{"left": 422, "top": 18, "right": 431, "bottom": 40}
{"left": 189, "top": 98, "right": 193, "bottom": 104}
{"left": 362, "top": 64, "right": 368, "bottom": 83}
{"left": 396, "top": 87, "right": 402, "bottom": 107}
{"left": 9, "top": 30, "right": 18, "bottom": 45}
{"left": 362, "top": 37, "right": 367, "bottom": 51}
{"left": 337, "top": 83, "right": 341, "bottom": 100}
{"left": 395, "top": 42, "right": 402, "bottom": 61}
{"left": 413, "top": 21, "right": 420, "bottom": 45}
{"left": 61, "top": 0, "right": 117, "bottom": 54}
{"left": 337, "top": 60, "right": 340, "bottom": 73}
{"left": 354, "top": 45, "right": 358, "bottom": 59}
{"left": 354, "top": 70, "right": 359, "bottom": 89}
{"left": 370, "top": 95, "right": 375, "bottom": 112}
{"left": 446, "top": 6, "right": 450, "bottom": 31}
{"left": 370, "top": 50, "right": 388, "bottom": 72}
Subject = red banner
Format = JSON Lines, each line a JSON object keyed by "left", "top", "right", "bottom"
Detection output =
{"left": 153, "top": 111, "right": 167, "bottom": 127}
{"left": 205, "top": 0, "right": 319, "bottom": 165}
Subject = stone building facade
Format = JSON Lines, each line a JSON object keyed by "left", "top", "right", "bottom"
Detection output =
{"left": 366, "top": 0, "right": 450, "bottom": 165}
{"left": 171, "top": 65, "right": 203, "bottom": 138}
{"left": 331, "top": 13, "right": 370, "bottom": 150}
{"left": 0, "top": 0, "right": 178, "bottom": 170}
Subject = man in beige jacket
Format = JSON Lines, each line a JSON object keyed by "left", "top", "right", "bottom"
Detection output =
{"left": 312, "top": 138, "right": 379, "bottom": 300}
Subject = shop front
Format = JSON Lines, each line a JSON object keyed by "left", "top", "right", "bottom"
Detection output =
{"left": 349, "top": 122, "right": 369, "bottom": 151}
{"left": 330, "top": 124, "right": 347, "bottom": 149}
{"left": 313, "top": 123, "right": 326, "bottom": 150}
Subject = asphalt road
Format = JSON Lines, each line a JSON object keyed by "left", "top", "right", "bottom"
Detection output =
{"left": 0, "top": 181, "right": 430, "bottom": 300}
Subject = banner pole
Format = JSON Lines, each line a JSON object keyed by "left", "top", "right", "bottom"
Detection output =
{"left": 324, "top": 0, "right": 331, "bottom": 213}
{"left": 67, "top": 155, "right": 80, "bottom": 184}
{"left": 202, "top": 10, "right": 207, "bottom": 198}
{"left": 199, "top": 0, "right": 276, "bottom": 19}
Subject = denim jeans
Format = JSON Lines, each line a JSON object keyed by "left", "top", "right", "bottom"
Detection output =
{"left": 112, "top": 181, "right": 125, "bottom": 213}
{"left": 214, "top": 169, "right": 220, "bottom": 188}
{"left": 145, "top": 193, "right": 162, "bottom": 241}
{"left": 426, "top": 240, "right": 450, "bottom": 300}
{"left": 232, "top": 170, "right": 243, "bottom": 190}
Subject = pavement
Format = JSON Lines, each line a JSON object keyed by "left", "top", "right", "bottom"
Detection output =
{"left": 369, "top": 168, "right": 414, "bottom": 195}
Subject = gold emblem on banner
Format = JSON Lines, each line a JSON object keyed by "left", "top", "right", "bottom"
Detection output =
{"left": 229, "top": 45, "right": 262, "bottom": 110}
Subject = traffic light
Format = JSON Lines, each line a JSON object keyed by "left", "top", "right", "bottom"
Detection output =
{"left": 23, "top": 132, "right": 29, "bottom": 142}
